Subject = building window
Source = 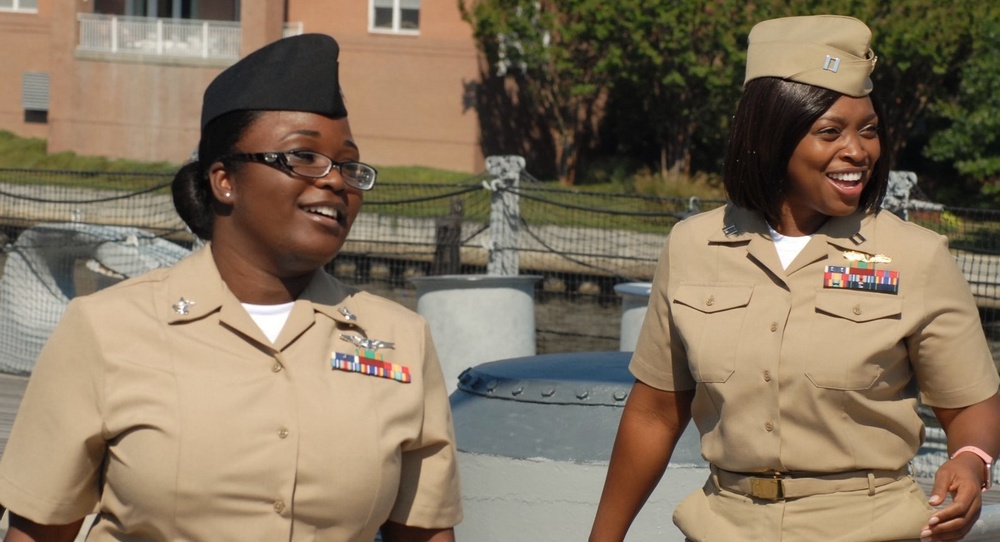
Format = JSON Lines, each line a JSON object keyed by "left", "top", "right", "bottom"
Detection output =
{"left": 0, "top": 0, "right": 38, "bottom": 12}
{"left": 371, "top": 0, "right": 420, "bottom": 34}
{"left": 22, "top": 71, "right": 49, "bottom": 124}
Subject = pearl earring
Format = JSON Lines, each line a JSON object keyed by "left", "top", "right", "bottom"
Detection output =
{"left": 224, "top": 192, "right": 231, "bottom": 197}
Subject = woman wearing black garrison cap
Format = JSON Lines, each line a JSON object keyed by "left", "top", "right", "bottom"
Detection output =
{"left": 0, "top": 34, "right": 461, "bottom": 542}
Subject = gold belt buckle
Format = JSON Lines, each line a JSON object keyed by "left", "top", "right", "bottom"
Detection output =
{"left": 749, "top": 474, "right": 784, "bottom": 501}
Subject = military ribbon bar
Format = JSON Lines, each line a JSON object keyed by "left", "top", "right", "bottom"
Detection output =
{"left": 823, "top": 265, "right": 900, "bottom": 294}
{"left": 331, "top": 352, "right": 411, "bottom": 383}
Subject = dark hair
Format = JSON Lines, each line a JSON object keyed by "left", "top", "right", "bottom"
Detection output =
{"left": 722, "top": 78, "right": 890, "bottom": 225}
{"left": 171, "top": 110, "right": 264, "bottom": 240}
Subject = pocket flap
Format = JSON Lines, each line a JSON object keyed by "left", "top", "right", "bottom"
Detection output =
{"left": 674, "top": 283, "right": 754, "bottom": 314}
{"left": 815, "top": 290, "right": 902, "bottom": 323}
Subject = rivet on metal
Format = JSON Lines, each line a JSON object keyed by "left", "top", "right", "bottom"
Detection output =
{"left": 541, "top": 387, "right": 556, "bottom": 397}
{"left": 511, "top": 386, "right": 523, "bottom": 396}
{"left": 613, "top": 391, "right": 628, "bottom": 401}
{"left": 576, "top": 390, "right": 589, "bottom": 400}
{"left": 486, "top": 379, "right": 499, "bottom": 392}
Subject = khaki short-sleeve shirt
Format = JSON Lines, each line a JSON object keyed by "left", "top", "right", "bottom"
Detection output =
{"left": 0, "top": 246, "right": 462, "bottom": 541}
{"left": 631, "top": 206, "right": 999, "bottom": 473}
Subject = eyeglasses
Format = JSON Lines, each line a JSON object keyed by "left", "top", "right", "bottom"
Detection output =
{"left": 221, "top": 151, "right": 378, "bottom": 191}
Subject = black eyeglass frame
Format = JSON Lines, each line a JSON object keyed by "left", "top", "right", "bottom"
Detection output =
{"left": 220, "top": 151, "right": 378, "bottom": 191}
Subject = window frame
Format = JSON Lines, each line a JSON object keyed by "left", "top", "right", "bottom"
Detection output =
{"left": 368, "top": 0, "right": 420, "bottom": 36}
{"left": 0, "top": 0, "right": 39, "bottom": 14}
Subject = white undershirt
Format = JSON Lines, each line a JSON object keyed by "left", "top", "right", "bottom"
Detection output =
{"left": 242, "top": 301, "right": 295, "bottom": 343}
{"left": 768, "top": 224, "right": 812, "bottom": 270}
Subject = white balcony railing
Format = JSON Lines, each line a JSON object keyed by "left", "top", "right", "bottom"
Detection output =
{"left": 77, "top": 14, "right": 304, "bottom": 61}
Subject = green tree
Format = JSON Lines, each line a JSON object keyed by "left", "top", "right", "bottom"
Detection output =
{"left": 922, "top": 3, "right": 1000, "bottom": 203}
{"left": 463, "top": 0, "right": 997, "bottom": 201}
{"left": 460, "top": 0, "right": 622, "bottom": 185}
{"left": 602, "top": 0, "right": 753, "bottom": 177}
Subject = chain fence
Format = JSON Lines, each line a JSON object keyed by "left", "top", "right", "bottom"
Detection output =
{"left": 0, "top": 167, "right": 998, "bottom": 373}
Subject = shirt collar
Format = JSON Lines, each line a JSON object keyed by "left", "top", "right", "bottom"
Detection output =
{"left": 165, "top": 244, "right": 362, "bottom": 329}
{"left": 709, "top": 203, "right": 876, "bottom": 250}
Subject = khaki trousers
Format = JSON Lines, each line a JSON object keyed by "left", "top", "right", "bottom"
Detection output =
{"left": 673, "top": 475, "right": 933, "bottom": 541}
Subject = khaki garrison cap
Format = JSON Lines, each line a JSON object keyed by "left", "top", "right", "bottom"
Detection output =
{"left": 745, "top": 15, "right": 877, "bottom": 97}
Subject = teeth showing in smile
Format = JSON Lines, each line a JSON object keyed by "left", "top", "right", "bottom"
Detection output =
{"left": 304, "top": 206, "right": 340, "bottom": 220}
{"left": 828, "top": 172, "right": 863, "bottom": 182}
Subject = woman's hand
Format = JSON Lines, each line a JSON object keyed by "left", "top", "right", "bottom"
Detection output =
{"left": 924, "top": 393, "right": 1000, "bottom": 541}
{"left": 921, "top": 452, "right": 985, "bottom": 541}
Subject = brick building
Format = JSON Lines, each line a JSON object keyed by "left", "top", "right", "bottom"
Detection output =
{"left": 0, "top": 0, "right": 485, "bottom": 173}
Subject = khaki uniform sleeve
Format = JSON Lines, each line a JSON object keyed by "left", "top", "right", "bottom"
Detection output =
{"left": 0, "top": 299, "right": 106, "bottom": 524}
{"left": 388, "top": 319, "right": 462, "bottom": 528}
{"left": 910, "top": 236, "right": 999, "bottom": 407}
{"left": 630, "top": 233, "right": 696, "bottom": 391}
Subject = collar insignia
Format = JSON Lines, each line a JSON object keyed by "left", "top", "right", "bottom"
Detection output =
{"left": 172, "top": 297, "right": 196, "bottom": 315}
{"left": 338, "top": 306, "right": 357, "bottom": 322}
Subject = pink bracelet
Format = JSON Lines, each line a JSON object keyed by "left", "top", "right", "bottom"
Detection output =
{"left": 951, "top": 445, "right": 994, "bottom": 492}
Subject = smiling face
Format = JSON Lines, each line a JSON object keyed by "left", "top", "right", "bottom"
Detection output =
{"left": 209, "top": 111, "right": 364, "bottom": 280}
{"left": 778, "top": 95, "right": 881, "bottom": 236}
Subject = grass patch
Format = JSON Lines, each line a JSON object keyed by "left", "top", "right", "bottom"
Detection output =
{"left": 0, "top": 130, "right": 727, "bottom": 233}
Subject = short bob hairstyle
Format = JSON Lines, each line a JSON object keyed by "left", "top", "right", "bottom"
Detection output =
{"left": 723, "top": 77, "right": 890, "bottom": 225}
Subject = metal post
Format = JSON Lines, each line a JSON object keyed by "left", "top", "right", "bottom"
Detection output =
{"left": 485, "top": 155, "right": 525, "bottom": 276}
{"left": 202, "top": 21, "right": 209, "bottom": 58}
{"left": 111, "top": 16, "right": 118, "bottom": 53}
{"left": 156, "top": 19, "right": 163, "bottom": 55}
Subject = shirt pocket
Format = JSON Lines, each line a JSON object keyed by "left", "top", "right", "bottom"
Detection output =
{"left": 672, "top": 283, "right": 754, "bottom": 383}
{"left": 805, "top": 290, "right": 904, "bottom": 390}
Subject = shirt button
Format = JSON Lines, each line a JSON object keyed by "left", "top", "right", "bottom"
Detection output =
{"left": 853, "top": 304, "right": 862, "bottom": 315}
{"left": 763, "top": 370, "right": 772, "bottom": 382}
{"left": 271, "top": 362, "right": 283, "bottom": 373}
{"left": 765, "top": 421, "right": 774, "bottom": 432}
{"left": 706, "top": 295, "right": 715, "bottom": 307}
{"left": 769, "top": 322, "right": 778, "bottom": 332}
{"left": 273, "top": 500, "right": 285, "bottom": 514}
{"left": 278, "top": 428, "right": 289, "bottom": 439}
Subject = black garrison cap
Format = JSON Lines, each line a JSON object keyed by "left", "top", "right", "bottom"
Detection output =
{"left": 200, "top": 33, "right": 347, "bottom": 130}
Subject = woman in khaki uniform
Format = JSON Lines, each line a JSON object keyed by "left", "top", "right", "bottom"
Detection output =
{"left": 0, "top": 34, "right": 461, "bottom": 541}
{"left": 591, "top": 15, "right": 1000, "bottom": 542}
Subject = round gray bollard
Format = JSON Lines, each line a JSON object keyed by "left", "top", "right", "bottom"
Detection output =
{"left": 450, "top": 351, "right": 708, "bottom": 542}
{"left": 613, "top": 282, "right": 652, "bottom": 352}
{"left": 411, "top": 274, "right": 542, "bottom": 394}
